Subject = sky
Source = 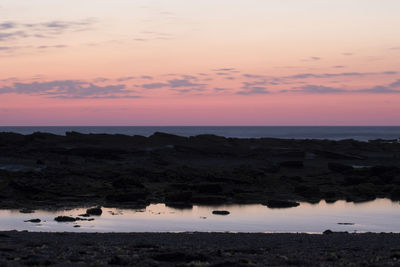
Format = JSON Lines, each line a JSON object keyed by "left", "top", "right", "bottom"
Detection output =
{"left": 0, "top": 0, "right": 400, "bottom": 126}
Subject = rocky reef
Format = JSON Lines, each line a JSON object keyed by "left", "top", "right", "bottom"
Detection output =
{"left": 0, "top": 131, "right": 399, "bottom": 209}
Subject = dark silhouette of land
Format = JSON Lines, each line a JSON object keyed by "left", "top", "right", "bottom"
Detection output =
{"left": 1, "top": 131, "right": 400, "bottom": 265}
{"left": 0, "top": 131, "right": 399, "bottom": 209}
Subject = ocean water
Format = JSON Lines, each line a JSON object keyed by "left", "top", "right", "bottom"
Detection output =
{"left": 0, "top": 126, "right": 400, "bottom": 141}
{"left": 1, "top": 199, "right": 399, "bottom": 233}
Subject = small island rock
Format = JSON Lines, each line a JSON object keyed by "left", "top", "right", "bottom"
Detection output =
{"left": 54, "top": 216, "right": 77, "bottom": 222}
{"left": 86, "top": 207, "right": 103, "bottom": 216}
{"left": 212, "top": 210, "right": 230, "bottom": 215}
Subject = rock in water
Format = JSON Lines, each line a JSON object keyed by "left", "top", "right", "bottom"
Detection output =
{"left": 19, "top": 208, "right": 34, "bottom": 214}
{"left": 212, "top": 210, "right": 230, "bottom": 215}
{"left": 24, "top": 219, "right": 41, "bottom": 223}
{"left": 86, "top": 207, "right": 102, "bottom": 216}
{"left": 54, "top": 216, "right": 77, "bottom": 222}
{"left": 263, "top": 200, "right": 300, "bottom": 208}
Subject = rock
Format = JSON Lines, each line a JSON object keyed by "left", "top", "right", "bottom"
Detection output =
{"left": 73, "top": 225, "right": 81, "bottom": 228}
{"left": 54, "top": 216, "right": 77, "bottom": 222}
{"left": 323, "top": 191, "right": 337, "bottom": 199}
{"left": 152, "top": 252, "right": 187, "bottom": 262}
{"left": 24, "top": 219, "right": 41, "bottom": 223}
{"left": 86, "top": 207, "right": 102, "bottom": 216}
{"left": 192, "top": 183, "right": 223, "bottom": 194}
{"left": 19, "top": 208, "right": 34, "bottom": 214}
{"left": 323, "top": 229, "right": 349, "bottom": 234}
{"left": 78, "top": 213, "right": 91, "bottom": 217}
{"left": 165, "top": 202, "right": 193, "bottom": 209}
{"left": 152, "top": 252, "right": 207, "bottom": 262}
{"left": 328, "top": 162, "right": 353, "bottom": 173}
{"left": 280, "top": 161, "right": 304, "bottom": 168}
{"left": 192, "top": 195, "right": 227, "bottom": 204}
{"left": 112, "top": 178, "right": 145, "bottom": 189}
{"left": 263, "top": 165, "right": 280, "bottom": 173}
{"left": 212, "top": 210, "right": 230, "bottom": 215}
{"left": 109, "top": 255, "right": 130, "bottom": 265}
{"left": 75, "top": 217, "right": 95, "bottom": 221}
{"left": 323, "top": 229, "right": 333, "bottom": 235}
{"left": 165, "top": 191, "right": 192, "bottom": 202}
{"left": 294, "top": 185, "right": 321, "bottom": 198}
{"left": 352, "top": 183, "right": 377, "bottom": 200}
{"left": 391, "top": 186, "right": 400, "bottom": 200}
{"left": 264, "top": 200, "right": 300, "bottom": 209}
{"left": 106, "top": 190, "right": 149, "bottom": 202}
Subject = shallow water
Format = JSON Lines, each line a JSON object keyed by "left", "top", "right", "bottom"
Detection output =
{"left": 1, "top": 126, "right": 400, "bottom": 141}
{"left": 1, "top": 199, "right": 399, "bottom": 233}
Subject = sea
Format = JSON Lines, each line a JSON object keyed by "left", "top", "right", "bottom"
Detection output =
{"left": 0, "top": 126, "right": 400, "bottom": 141}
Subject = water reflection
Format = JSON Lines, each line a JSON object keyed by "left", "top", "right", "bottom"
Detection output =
{"left": 0, "top": 199, "right": 399, "bottom": 233}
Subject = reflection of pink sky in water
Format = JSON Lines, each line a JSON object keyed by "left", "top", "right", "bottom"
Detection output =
{"left": 0, "top": 199, "right": 399, "bottom": 233}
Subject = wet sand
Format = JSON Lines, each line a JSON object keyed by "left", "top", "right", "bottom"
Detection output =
{"left": 1, "top": 231, "right": 400, "bottom": 266}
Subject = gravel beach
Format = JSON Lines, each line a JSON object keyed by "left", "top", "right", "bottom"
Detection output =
{"left": 1, "top": 231, "right": 400, "bottom": 266}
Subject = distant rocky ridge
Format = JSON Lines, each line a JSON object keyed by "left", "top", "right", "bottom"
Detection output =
{"left": 0, "top": 131, "right": 399, "bottom": 209}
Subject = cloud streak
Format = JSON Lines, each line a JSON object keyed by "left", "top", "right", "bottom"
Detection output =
{"left": 282, "top": 71, "right": 397, "bottom": 80}
{"left": 237, "top": 86, "right": 270, "bottom": 95}
{"left": 281, "top": 82, "right": 400, "bottom": 95}
{"left": 0, "top": 19, "right": 95, "bottom": 43}
{"left": 282, "top": 85, "right": 346, "bottom": 94}
{"left": 141, "top": 77, "right": 206, "bottom": 91}
{"left": 0, "top": 80, "right": 139, "bottom": 99}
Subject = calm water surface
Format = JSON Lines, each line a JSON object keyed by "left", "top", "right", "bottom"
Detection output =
{"left": 1, "top": 199, "right": 399, "bottom": 233}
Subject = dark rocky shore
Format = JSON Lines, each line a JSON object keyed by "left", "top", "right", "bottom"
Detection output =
{"left": 0, "top": 131, "right": 400, "bottom": 209}
{"left": 1, "top": 231, "right": 400, "bottom": 266}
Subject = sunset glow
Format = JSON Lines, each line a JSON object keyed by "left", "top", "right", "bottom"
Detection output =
{"left": 1, "top": 0, "right": 400, "bottom": 125}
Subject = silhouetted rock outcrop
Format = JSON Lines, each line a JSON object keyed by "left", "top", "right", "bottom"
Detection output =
{"left": 0, "top": 131, "right": 399, "bottom": 209}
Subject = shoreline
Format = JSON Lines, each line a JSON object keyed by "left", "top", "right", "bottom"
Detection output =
{"left": 1, "top": 231, "right": 400, "bottom": 266}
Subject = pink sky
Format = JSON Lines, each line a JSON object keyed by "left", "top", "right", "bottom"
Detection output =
{"left": 1, "top": 0, "right": 400, "bottom": 125}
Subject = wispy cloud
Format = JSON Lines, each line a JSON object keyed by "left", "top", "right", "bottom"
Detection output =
{"left": 140, "top": 77, "right": 206, "bottom": 92}
{"left": 390, "top": 79, "right": 400, "bottom": 88}
{"left": 301, "top": 56, "right": 322, "bottom": 62}
{"left": 0, "top": 80, "right": 139, "bottom": 99}
{"left": 242, "top": 74, "right": 266, "bottom": 79}
{"left": 142, "top": 82, "right": 168, "bottom": 89}
{"left": 116, "top": 76, "right": 136, "bottom": 82}
{"left": 283, "top": 85, "right": 346, "bottom": 94}
{"left": 2, "top": 70, "right": 400, "bottom": 99}
{"left": 0, "top": 22, "right": 17, "bottom": 30}
{"left": 133, "top": 31, "right": 175, "bottom": 42}
{"left": 283, "top": 71, "right": 397, "bottom": 80}
{"left": 280, "top": 80, "right": 400, "bottom": 95}
{"left": 237, "top": 86, "right": 269, "bottom": 95}
{"left": 0, "top": 19, "right": 95, "bottom": 42}
{"left": 358, "top": 86, "right": 400, "bottom": 94}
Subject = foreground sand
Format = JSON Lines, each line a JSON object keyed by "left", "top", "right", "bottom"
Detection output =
{"left": 1, "top": 231, "right": 400, "bottom": 266}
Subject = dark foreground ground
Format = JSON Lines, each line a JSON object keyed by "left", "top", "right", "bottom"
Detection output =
{"left": 0, "top": 131, "right": 400, "bottom": 209}
{"left": 1, "top": 231, "right": 400, "bottom": 266}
